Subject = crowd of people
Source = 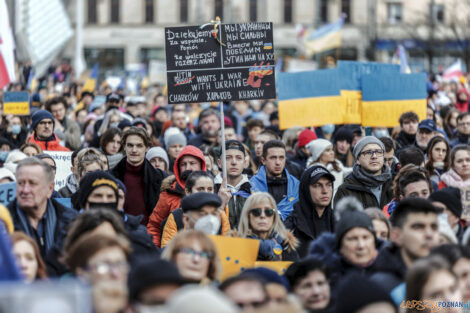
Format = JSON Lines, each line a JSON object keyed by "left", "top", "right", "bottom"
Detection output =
{"left": 2, "top": 64, "right": 470, "bottom": 313}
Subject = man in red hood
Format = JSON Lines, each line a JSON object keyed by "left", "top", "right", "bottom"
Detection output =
{"left": 147, "top": 145, "right": 206, "bottom": 247}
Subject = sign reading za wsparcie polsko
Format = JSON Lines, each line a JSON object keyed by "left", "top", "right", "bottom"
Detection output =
{"left": 165, "top": 22, "right": 276, "bottom": 104}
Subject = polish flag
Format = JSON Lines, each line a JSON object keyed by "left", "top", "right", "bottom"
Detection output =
{"left": 0, "top": 0, "right": 15, "bottom": 89}
{"left": 443, "top": 60, "right": 463, "bottom": 82}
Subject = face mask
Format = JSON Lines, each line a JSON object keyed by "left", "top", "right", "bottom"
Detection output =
{"left": 11, "top": 125, "right": 21, "bottom": 135}
{"left": 87, "top": 202, "right": 118, "bottom": 211}
{"left": 433, "top": 161, "right": 445, "bottom": 170}
{"left": 110, "top": 123, "right": 119, "bottom": 128}
{"left": 194, "top": 214, "right": 220, "bottom": 235}
{"left": 321, "top": 124, "right": 335, "bottom": 135}
{"left": 0, "top": 151, "right": 9, "bottom": 163}
{"left": 374, "top": 130, "right": 389, "bottom": 138}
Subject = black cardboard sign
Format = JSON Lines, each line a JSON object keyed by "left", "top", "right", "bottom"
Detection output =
{"left": 165, "top": 22, "right": 275, "bottom": 104}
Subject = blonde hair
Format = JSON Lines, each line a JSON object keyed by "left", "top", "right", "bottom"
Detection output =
{"left": 162, "top": 230, "right": 221, "bottom": 282}
{"left": 238, "top": 192, "right": 291, "bottom": 244}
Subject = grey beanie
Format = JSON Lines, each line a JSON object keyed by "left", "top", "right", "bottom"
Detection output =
{"left": 306, "top": 139, "right": 332, "bottom": 162}
{"left": 166, "top": 133, "right": 187, "bottom": 149}
{"left": 352, "top": 136, "right": 385, "bottom": 160}
{"left": 146, "top": 146, "right": 170, "bottom": 169}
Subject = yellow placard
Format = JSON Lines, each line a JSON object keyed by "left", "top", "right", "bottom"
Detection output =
{"left": 361, "top": 99, "right": 426, "bottom": 127}
{"left": 341, "top": 90, "right": 362, "bottom": 124}
{"left": 254, "top": 261, "right": 293, "bottom": 275}
{"left": 209, "top": 235, "right": 260, "bottom": 280}
{"left": 3, "top": 101, "right": 29, "bottom": 115}
{"left": 278, "top": 96, "right": 344, "bottom": 129}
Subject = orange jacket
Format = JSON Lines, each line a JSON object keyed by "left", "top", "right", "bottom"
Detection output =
{"left": 161, "top": 208, "right": 231, "bottom": 247}
{"left": 147, "top": 145, "right": 206, "bottom": 247}
{"left": 28, "top": 133, "right": 70, "bottom": 152}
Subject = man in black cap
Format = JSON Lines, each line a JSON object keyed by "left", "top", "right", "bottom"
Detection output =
{"left": 28, "top": 109, "right": 70, "bottom": 151}
{"left": 285, "top": 165, "right": 335, "bottom": 257}
{"left": 129, "top": 258, "right": 185, "bottom": 311}
{"left": 415, "top": 119, "right": 437, "bottom": 153}
{"left": 72, "top": 170, "right": 119, "bottom": 211}
{"left": 371, "top": 198, "right": 439, "bottom": 294}
{"left": 429, "top": 187, "right": 464, "bottom": 240}
{"left": 182, "top": 192, "right": 222, "bottom": 231}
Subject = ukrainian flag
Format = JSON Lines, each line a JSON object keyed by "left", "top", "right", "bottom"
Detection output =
{"left": 277, "top": 69, "right": 343, "bottom": 129}
{"left": 82, "top": 63, "right": 98, "bottom": 92}
{"left": 26, "top": 69, "right": 38, "bottom": 92}
{"left": 337, "top": 61, "right": 400, "bottom": 124}
{"left": 361, "top": 73, "right": 427, "bottom": 127}
{"left": 303, "top": 16, "right": 344, "bottom": 55}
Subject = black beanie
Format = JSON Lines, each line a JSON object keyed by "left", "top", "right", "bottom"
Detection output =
{"left": 31, "top": 109, "right": 55, "bottom": 131}
{"left": 335, "top": 273, "right": 397, "bottom": 313}
{"left": 333, "top": 127, "right": 354, "bottom": 145}
{"left": 335, "top": 210, "right": 375, "bottom": 249}
{"left": 429, "top": 187, "right": 462, "bottom": 218}
{"left": 73, "top": 171, "right": 119, "bottom": 209}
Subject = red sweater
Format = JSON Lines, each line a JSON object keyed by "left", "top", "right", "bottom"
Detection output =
{"left": 123, "top": 162, "right": 147, "bottom": 225}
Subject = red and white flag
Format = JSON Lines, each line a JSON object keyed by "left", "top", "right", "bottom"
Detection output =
{"left": 0, "top": 0, "right": 15, "bottom": 89}
{"left": 443, "top": 60, "right": 463, "bottom": 82}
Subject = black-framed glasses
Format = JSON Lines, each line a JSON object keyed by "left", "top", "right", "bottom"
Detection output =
{"left": 360, "top": 149, "right": 384, "bottom": 157}
{"left": 178, "top": 247, "right": 213, "bottom": 259}
{"left": 250, "top": 208, "right": 275, "bottom": 217}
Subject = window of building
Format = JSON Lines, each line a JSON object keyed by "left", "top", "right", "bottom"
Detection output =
{"left": 215, "top": 0, "right": 223, "bottom": 20}
{"left": 387, "top": 2, "right": 403, "bottom": 24}
{"left": 110, "top": 0, "right": 120, "bottom": 23}
{"left": 341, "top": 0, "right": 351, "bottom": 23}
{"left": 145, "top": 0, "right": 154, "bottom": 23}
{"left": 87, "top": 0, "right": 97, "bottom": 24}
{"left": 284, "top": 0, "right": 292, "bottom": 23}
{"left": 84, "top": 48, "right": 125, "bottom": 74}
{"left": 249, "top": 0, "right": 257, "bottom": 22}
{"left": 319, "top": 0, "right": 328, "bottom": 23}
{"left": 180, "top": 0, "right": 188, "bottom": 23}
{"left": 431, "top": 4, "right": 445, "bottom": 23}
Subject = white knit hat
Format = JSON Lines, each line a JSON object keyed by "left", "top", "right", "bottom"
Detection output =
{"left": 146, "top": 147, "right": 169, "bottom": 170}
{"left": 306, "top": 139, "right": 332, "bottom": 162}
{"left": 0, "top": 167, "right": 15, "bottom": 182}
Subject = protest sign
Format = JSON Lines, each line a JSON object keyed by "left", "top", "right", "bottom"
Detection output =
{"left": 254, "top": 261, "right": 292, "bottom": 275}
{"left": 2, "top": 92, "right": 29, "bottom": 115}
{"left": 149, "top": 60, "right": 167, "bottom": 85}
{"left": 45, "top": 151, "right": 72, "bottom": 190}
{"left": 277, "top": 69, "right": 343, "bottom": 129}
{"left": 209, "top": 235, "right": 260, "bottom": 280}
{"left": 461, "top": 189, "right": 470, "bottom": 224}
{"left": 165, "top": 22, "right": 276, "bottom": 103}
{"left": 0, "top": 183, "right": 16, "bottom": 206}
{"left": 361, "top": 73, "right": 426, "bottom": 127}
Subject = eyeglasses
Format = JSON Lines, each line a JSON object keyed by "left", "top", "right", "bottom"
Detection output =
{"left": 249, "top": 208, "right": 275, "bottom": 217}
{"left": 86, "top": 260, "right": 128, "bottom": 276}
{"left": 178, "top": 247, "right": 213, "bottom": 259}
{"left": 458, "top": 122, "right": 470, "bottom": 127}
{"left": 360, "top": 149, "right": 384, "bottom": 157}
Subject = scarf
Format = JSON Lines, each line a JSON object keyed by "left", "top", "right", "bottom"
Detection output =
{"left": 440, "top": 168, "right": 470, "bottom": 189}
{"left": 352, "top": 164, "right": 391, "bottom": 188}
{"left": 65, "top": 173, "right": 79, "bottom": 194}
{"left": 16, "top": 199, "right": 57, "bottom": 253}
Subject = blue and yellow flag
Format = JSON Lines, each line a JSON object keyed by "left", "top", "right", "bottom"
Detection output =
{"left": 337, "top": 61, "right": 400, "bottom": 124}
{"left": 82, "top": 63, "right": 98, "bottom": 92}
{"left": 26, "top": 69, "right": 38, "bottom": 92}
{"left": 277, "top": 69, "right": 343, "bottom": 129}
{"left": 361, "top": 73, "right": 427, "bottom": 127}
{"left": 303, "top": 16, "right": 344, "bottom": 55}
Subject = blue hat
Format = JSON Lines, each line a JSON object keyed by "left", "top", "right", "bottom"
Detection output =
{"left": 418, "top": 119, "right": 437, "bottom": 132}
{"left": 31, "top": 110, "right": 55, "bottom": 131}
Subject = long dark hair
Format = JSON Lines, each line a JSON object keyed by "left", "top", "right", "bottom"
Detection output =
{"left": 99, "top": 127, "right": 122, "bottom": 155}
{"left": 424, "top": 136, "right": 450, "bottom": 176}
{"left": 184, "top": 171, "right": 214, "bottom": 193}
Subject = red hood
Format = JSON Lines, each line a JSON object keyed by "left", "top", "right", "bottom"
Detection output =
{"left": 173, "top": 145, "right": 206, "bottom": 188}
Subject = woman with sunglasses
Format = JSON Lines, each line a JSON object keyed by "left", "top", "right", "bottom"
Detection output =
{"left": 162, "top": 229, "right": 221, "bottom": 285}
{"left": 238, "top": 192, "right": 298, "bottom": 261}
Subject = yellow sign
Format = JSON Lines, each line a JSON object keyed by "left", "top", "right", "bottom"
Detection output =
{"left": 341, "top": 90, "right": 362, "bottom": 124}
{"left": 3, "top": 92, "right": 29, "bottom": 115}
{"left": 254, "top": 261, "right": 293, "bottom": 275}
{"left": 209, "top": 235, "right": 260, "bottom": 280}
{"left": 361, "top": 99, "right": 426, "bottom": 127}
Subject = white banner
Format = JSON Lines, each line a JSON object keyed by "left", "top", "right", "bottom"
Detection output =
{"left": 45, "top": 151, "right": 72, "bottom": 190}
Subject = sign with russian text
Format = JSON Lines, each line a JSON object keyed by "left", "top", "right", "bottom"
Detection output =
{"left": 3, "top": 92, "right": 29, "bottom": 115}
{"left": 165, "top": 23, "right": 276, "bottom": 103}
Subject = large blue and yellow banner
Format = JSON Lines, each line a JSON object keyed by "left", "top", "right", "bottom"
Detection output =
{"left": 277, "top": 69, "right": 343, "bottom": 129}
{"left": 361, "top": 73, "right": 427, "bottom": 127}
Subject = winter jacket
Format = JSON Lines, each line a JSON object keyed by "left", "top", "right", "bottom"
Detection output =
{"left": 147, "top": 145, "right": 206, "bottom": 247}
{"left": 123, "top": 213, "right": 160, "bottom": 258}
{"left": 250, "top": 166, "right": 299, "bottom": 220}
{"left": 55, "top": 116, "right": 81, "bottom": 151}
{"left": 214, "top": 174, "right": 252, "bottom": 229}
{"left": 290, "top": 149, "right": 309, "bottom": 169}
{"left": 369, "top": 242, "right": 407, "bottom": 294}
{"left": 334, "top": 172, "right": 393, "bottom": 209}
{"left": 395, "top": 131, "right": 416, "bottom": 151}
{"left": 160, "top": 208, "right": 231, "bottom": 247}
{"left": 112, "top": 157, "right": 166, "bottom": 218}
{"left": 28, "top": 133, "right": 70, "bottom": 151}
{"left": 450, "top": 134, "right": 469, "bottom": 148}
{"left": 3, "top": 130, "right": 27, "bottom": 149}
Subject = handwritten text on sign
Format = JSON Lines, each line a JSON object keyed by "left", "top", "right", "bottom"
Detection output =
{"left": 165, "top": 23, "right": 275, "bottom": 104}
{"left": 3, "top": 92, "right": 30, "bottom": 115}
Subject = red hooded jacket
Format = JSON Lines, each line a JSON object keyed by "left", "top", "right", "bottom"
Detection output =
{"left": 147, "top": 145, "right": 206, "bottom": 247}
{"left": 28, "top": 133, "right": 70, "bottom": 152}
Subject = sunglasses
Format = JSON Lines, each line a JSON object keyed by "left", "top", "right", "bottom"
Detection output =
{"left": 249, "top": 208, "right": 275, "bottom": 217}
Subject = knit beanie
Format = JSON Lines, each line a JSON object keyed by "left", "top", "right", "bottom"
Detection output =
{"left": 146, "top": 147, "right": 170, "bottom": 170}
{"left": 0, "top": 167, "right": 15, "bottom": 182}
{"left": 297, "top": 129, "right": 317, "bottom": 148}
{"left": 31, "top": 110, "right": 55, "bottom": 131}
{"left": 333, "top": 127, "right": 354, "bottom": 145}
{"left": 166, "top": 132, "right": 187, "bottom": 149}
{"left": 335, "top": 273, "right": 396, "bottom": 313}
{"left": 74, "top": 171, "right": 119, "bottom": 209}
{"left": 352, "top": 136, "right": 385, "bottom": 160}
{"left": 429, "top": 187, "right": 462, "bottom": 218}
{"left": 306, "top": 139, "right": 333, "bottom": 162}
